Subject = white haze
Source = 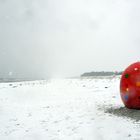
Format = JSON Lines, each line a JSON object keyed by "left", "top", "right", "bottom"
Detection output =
{"left": 0, "top": 0, "right": 140, "bottom": 78}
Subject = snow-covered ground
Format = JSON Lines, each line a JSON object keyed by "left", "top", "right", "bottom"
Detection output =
{"left": 0, "top": 77, "right": 140, "bottom": 140}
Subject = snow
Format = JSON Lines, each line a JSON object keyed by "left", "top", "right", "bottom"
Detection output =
{"left": 0, "top": 77, "right": 139, "bottom": 140}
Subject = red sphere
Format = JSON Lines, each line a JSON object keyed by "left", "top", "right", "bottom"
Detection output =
{"left": 120, "top": 62, "right": 140, "bottom": 109}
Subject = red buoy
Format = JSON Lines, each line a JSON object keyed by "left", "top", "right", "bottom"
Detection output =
{"left": 120, "top": 62, "right": 140, "bottom": 109}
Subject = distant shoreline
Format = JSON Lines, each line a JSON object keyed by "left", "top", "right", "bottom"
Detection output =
{"left": 0, "top": 78, "right": 46, "bottom": 83}
{"left": 81, "top": 71, "right": 123, "bottom": 77}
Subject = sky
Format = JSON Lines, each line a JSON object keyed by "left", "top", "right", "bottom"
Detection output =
{"left": 0, "top": 0, "right": 140, "bottom": 78}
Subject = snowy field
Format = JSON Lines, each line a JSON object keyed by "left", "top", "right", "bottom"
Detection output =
{"left": 0, "top": 77, "right": 140, "bottom": 140}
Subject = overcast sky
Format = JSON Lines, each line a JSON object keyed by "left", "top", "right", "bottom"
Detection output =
{"left": 0, "top": 0, "right": 140, "bottom": 78}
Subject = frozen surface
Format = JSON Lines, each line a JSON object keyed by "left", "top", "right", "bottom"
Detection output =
{"left": 0, "top": 77, "right": 140, "bottom": 140}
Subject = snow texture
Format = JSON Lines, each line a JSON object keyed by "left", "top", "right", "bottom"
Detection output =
{"left": 0, "top": 77, "right": 139, "bottom": 140}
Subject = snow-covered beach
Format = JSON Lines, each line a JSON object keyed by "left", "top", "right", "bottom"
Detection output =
{"left": 0, "top": 77, "right": 139, "bottom": 140}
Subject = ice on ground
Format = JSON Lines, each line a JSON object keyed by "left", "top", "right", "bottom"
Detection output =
{"left": 0, "top": 77, "right": 139, "bottom": 140}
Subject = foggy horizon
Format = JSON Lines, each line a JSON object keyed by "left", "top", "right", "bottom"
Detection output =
{"left": 0, "top": 0, "right": 140, "bottom": 78}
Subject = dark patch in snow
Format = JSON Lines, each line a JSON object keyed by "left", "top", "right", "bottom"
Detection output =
{"left": 42, "top": 106, "right": 50, "bottom": 109}
{"left": 102, "top": 106, "right": 140, "bottom": 122}
{"left": 12, "top": 86, "right": 18, "bottom": 88}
